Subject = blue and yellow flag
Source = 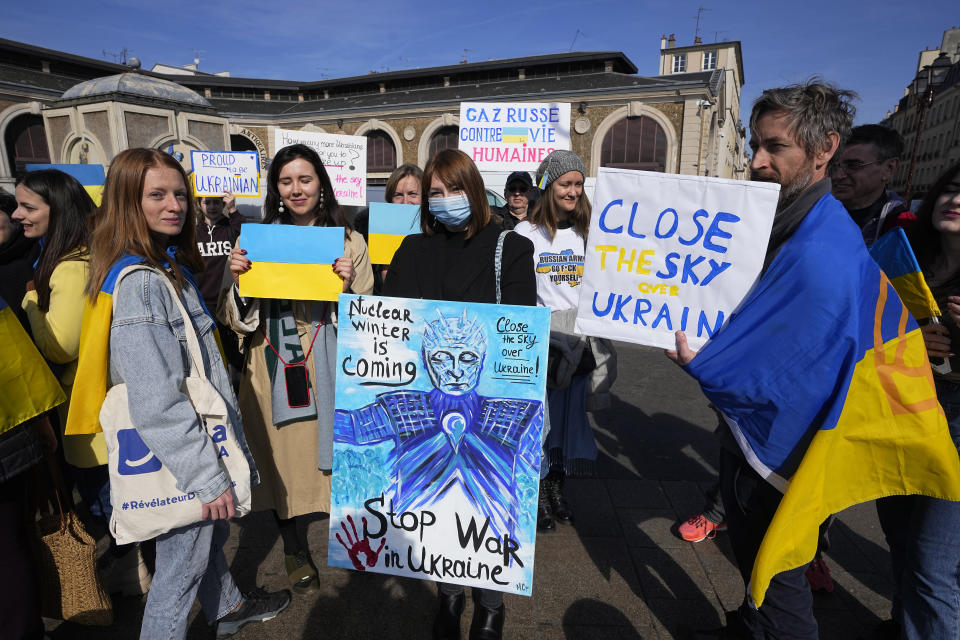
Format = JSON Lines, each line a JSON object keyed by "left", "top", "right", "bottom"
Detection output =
{"left": 368, "top": 202, "right": 420, "bottom": 264}
{"left": 26, "top": 163, "right": 105, "bottom": 206}
{"left": 66, "top": 254, "right": 217, "bottom": 435}
{"left": 238, "top": 224, "right": 344, "bottom": 301}
{"left": 685, "top": 194, "right": 960, "bottom": 607}
{"left": 869, "top": 227, "right": 941, "bottom": 320}
{"left": 0, "top": 296, "right": 65, "bottom": 434}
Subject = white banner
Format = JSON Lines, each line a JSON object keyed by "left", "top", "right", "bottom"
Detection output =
{"left": 190, "top": 150, "right": 260, "bottom": 197}
{"left": 575, "top": 168, "right": 779, "bottom": 350}
{"left": 458, "top": 102, "right": 571, "bottom": 172}
{"left": 274, "top": 128, "right": 367, "bottom": 206}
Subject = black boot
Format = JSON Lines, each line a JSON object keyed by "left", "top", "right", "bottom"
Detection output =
{"left": 469, "top": 598, "right": 505, "bottom": 640}
{"left": 537, "top": 479, "right": 556, "bottom": 531}
{"left": 546, "top": 470, "right": 573, "bottom": 524}
{"left": 433, "top": 590, "right": 465, "bottom": 640}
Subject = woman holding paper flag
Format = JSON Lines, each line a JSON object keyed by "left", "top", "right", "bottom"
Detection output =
{"left": 224, "top": 143, "right": 373, "bottom": 594}
{"left": 384, "top": 148, "right": 536, "bottom": 640}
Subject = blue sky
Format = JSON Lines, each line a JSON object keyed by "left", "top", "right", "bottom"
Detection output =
{"left": 3, "top": 0, "right": 954, "bottom": 126}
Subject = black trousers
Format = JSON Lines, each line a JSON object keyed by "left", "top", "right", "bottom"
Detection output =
{"left": 0, "top": 471, "right": 44, "bottom": 640}
{"left": 719, "top": 448, "right": 818, "bottom": 639}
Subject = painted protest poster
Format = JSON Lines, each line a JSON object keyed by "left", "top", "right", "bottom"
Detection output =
{"left": 274, "top": 128, "right": 367, "bottom": 206}
{"left": 459, "top": 102, "right": 571, "bottom": 172}
{"left": 330, "top": 294, "right": 550, "bottom": 595}
{"left": 190, "top": 150, "right": 260, "bottom": 197}
{"left": 26, "top": 163, "right": 105, "bottom": 205}
{"left": 368, "top": 202, "right": 420, "bottom": 264}
{"left": 237, "top": 224, "right": 344, "bottom": 301}
{"left": 575, "top": 168, "right": 780, "bottom": 350}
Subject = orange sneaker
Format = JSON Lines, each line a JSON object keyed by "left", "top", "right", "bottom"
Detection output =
{"left": 806, "top": 557, "right": 835, "bottom": 593}
{"left": 677, "top": 513, "right": 726, "bottom": 543}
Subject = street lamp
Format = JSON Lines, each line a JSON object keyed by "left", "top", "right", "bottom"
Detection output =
{"left": 904, "top": 52, "right": 952, "bottom": 203}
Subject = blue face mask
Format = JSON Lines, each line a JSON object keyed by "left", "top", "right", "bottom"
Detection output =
{"left": 429, "top": 194, "right": 472, "bottom": 227}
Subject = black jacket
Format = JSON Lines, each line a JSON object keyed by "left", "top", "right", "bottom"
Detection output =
{"left": 383, "top": 221, "right": 536, "bottom": 306}
{"left": 0, "top": 231, "right": 40, "bottom": 331}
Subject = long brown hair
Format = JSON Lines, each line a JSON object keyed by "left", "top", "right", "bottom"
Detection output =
{"left": 529, "top": 177, "right": 591, "bottom": 240}
{"left": 909, "top": 161, "right": 960, "bottom": 297}
{"left": 16, "top": 169, "right": 93, "bottom": 310}
{"left": 420, "top": 149, "right": 490, "bottom": 239}
{"left": 87, "top": 148, "right": 203, "bottom": 300}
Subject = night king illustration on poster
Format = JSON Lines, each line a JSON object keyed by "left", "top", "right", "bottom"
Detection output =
{"left": 329, "top": 294, "right": 550, "bottom": 595}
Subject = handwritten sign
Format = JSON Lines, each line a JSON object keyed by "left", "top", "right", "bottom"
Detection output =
{"left": 190, "top": 150, "right": 260, "bottom": 197}
{"left": 330, "top": 294, "right": 549, "bottom": 594}
{"left": 368, "top": 202, "right": 420, "bottom": 264}
{"left": 238, "top": 224, "right": 344, "bottom": 301}
{"left": 458, "top": 102, "right": 571, "bottom": 172}
{"left": 575, "top": 168, "right": 779, "bottom": 350}
{"left": 274, "top": 128, "right": 367, "bottom": 206}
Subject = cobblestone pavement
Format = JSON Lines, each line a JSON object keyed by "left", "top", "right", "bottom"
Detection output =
{"left": 46, "top": 342, "right": 894, "bottom": 639}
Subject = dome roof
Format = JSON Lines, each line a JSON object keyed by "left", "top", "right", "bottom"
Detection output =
{"left": 61, "top": 73, "right": 211, "bottom": 108}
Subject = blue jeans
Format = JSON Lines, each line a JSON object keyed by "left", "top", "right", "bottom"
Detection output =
{"left": 139, "top": 519, "right": 242, "bottom": 640}
{"left": 900, "top": 379, "right": 960, "bottom": 640}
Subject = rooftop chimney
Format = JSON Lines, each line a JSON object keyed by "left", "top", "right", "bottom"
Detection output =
{"left": 694, "top": 36, "right": 702, "bottom": 45}
{"left": 668, "top": 34, "right": 676, "bottom": 48}
{"left": 660, "top": 34, "right": 667, "bottom": 50}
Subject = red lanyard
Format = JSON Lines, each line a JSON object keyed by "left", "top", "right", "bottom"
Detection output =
{"left": 261, "top": 323, "right": 321, "bottom": 366}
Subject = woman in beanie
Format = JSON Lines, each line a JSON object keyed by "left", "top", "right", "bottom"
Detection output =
{"left": 515, "top": 150, "right": 615, "bottom": 531}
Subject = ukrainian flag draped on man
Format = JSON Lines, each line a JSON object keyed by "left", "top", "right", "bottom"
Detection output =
{"left": 684, "top": 192, "right": 960, "bottom": 607}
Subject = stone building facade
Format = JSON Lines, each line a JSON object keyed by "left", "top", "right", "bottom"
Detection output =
{"left": 0, "top": 36, "right": 748, "bottom": 196}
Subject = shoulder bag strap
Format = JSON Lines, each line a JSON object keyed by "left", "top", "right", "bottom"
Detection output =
{"left": 495, "top": 229, "right": 512, "bottom": 305}
{"left": 111, "top": 265, "right": 206, "bottom": 379}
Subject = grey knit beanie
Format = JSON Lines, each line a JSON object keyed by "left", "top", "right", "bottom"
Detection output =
{"left": 535, "top": 149, "right": 585, "bottom": 191}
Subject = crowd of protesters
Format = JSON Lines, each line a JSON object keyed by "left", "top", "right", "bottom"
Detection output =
{"left": 3, "top": 77, "right": 960, "bottom": 640}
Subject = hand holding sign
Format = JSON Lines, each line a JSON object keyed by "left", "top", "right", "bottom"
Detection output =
{"left": 237, "top": 224, "right": 345, "bottom": 301}
{"left": 575, "top": 169, "right": 779, "bottom": 350}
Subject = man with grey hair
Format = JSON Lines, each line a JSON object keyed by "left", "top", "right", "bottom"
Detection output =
{"left": 668, "top": 80, "right": 856, "bottom": 638}
{"left": 831, "top": 124, "right": 913, "bottom": 246}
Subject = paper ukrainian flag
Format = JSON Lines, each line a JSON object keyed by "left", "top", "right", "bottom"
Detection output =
{"left": 502, "top": 127, "right": 529, "bottom": 144}
{"left": 869, "top": 227, "right": 941, "bottom": 320}
{"left": 368, "top": 203, "right": 420, "bottom": 265}
{"left": 26, "top": 163, "right": 106, "bottom": 206}
{"left": 238, "top": 224, "right": 344, "bottom": 301}
{"left": 0, "top": 297, "right": 65, "bottom": 435}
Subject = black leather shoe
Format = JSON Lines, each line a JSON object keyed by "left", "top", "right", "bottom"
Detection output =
{"left": 546, "top": 471, "right": 574, "bottom": 524}
{"left": 469, "top": 601, "right": 505, "bottom": 640}
{"left": 537, "top": 480, "right": 556, "bottom": 531}
{"left": 433, "top": 590, "right": 465, "bottom": 640}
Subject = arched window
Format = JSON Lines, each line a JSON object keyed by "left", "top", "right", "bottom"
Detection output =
{"left": 599, "top": 116, "right": 667, "bottom": 172}
{"left": 230, "top": 134, "right": 257, "bottom": 153}
{"left": 5, "top": 114, "right": 49, "bottom": 176}
{"left": 365, "top": 129, "right": 397, "bottom": 173}
{"left": 428, "top": 125, "right": 459, "bottom": 158}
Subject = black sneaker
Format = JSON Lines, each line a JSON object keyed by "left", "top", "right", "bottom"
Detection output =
{"left": 216, "top": 587, "right": 291, "bottom": 638}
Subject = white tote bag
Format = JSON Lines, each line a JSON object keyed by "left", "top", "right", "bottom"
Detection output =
{"left": 101, "top": 265, "right": 251, "bottom": 544}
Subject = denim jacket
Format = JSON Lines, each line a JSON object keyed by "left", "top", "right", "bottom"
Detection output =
{"left": 109, "top": 267, "right": 258, "bottom": 503}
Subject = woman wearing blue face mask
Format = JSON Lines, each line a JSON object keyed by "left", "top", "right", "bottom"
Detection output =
{"left": 383, "top": 148, "right": 536, "bottom": 640}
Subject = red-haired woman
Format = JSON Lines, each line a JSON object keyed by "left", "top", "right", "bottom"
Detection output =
{"left": 86, "top": 148, "right": 289, "bottom": 639}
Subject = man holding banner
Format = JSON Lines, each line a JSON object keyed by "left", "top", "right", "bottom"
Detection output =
{"left": 667, "top": 82, "right": 960, "bottom": 638}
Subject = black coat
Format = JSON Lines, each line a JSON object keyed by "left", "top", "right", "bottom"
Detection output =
{"left": 0, "top": 231, "right": 40, "bottom": 331}
{"left": 383, "top": 221, "right": 536, "bottom": 306}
